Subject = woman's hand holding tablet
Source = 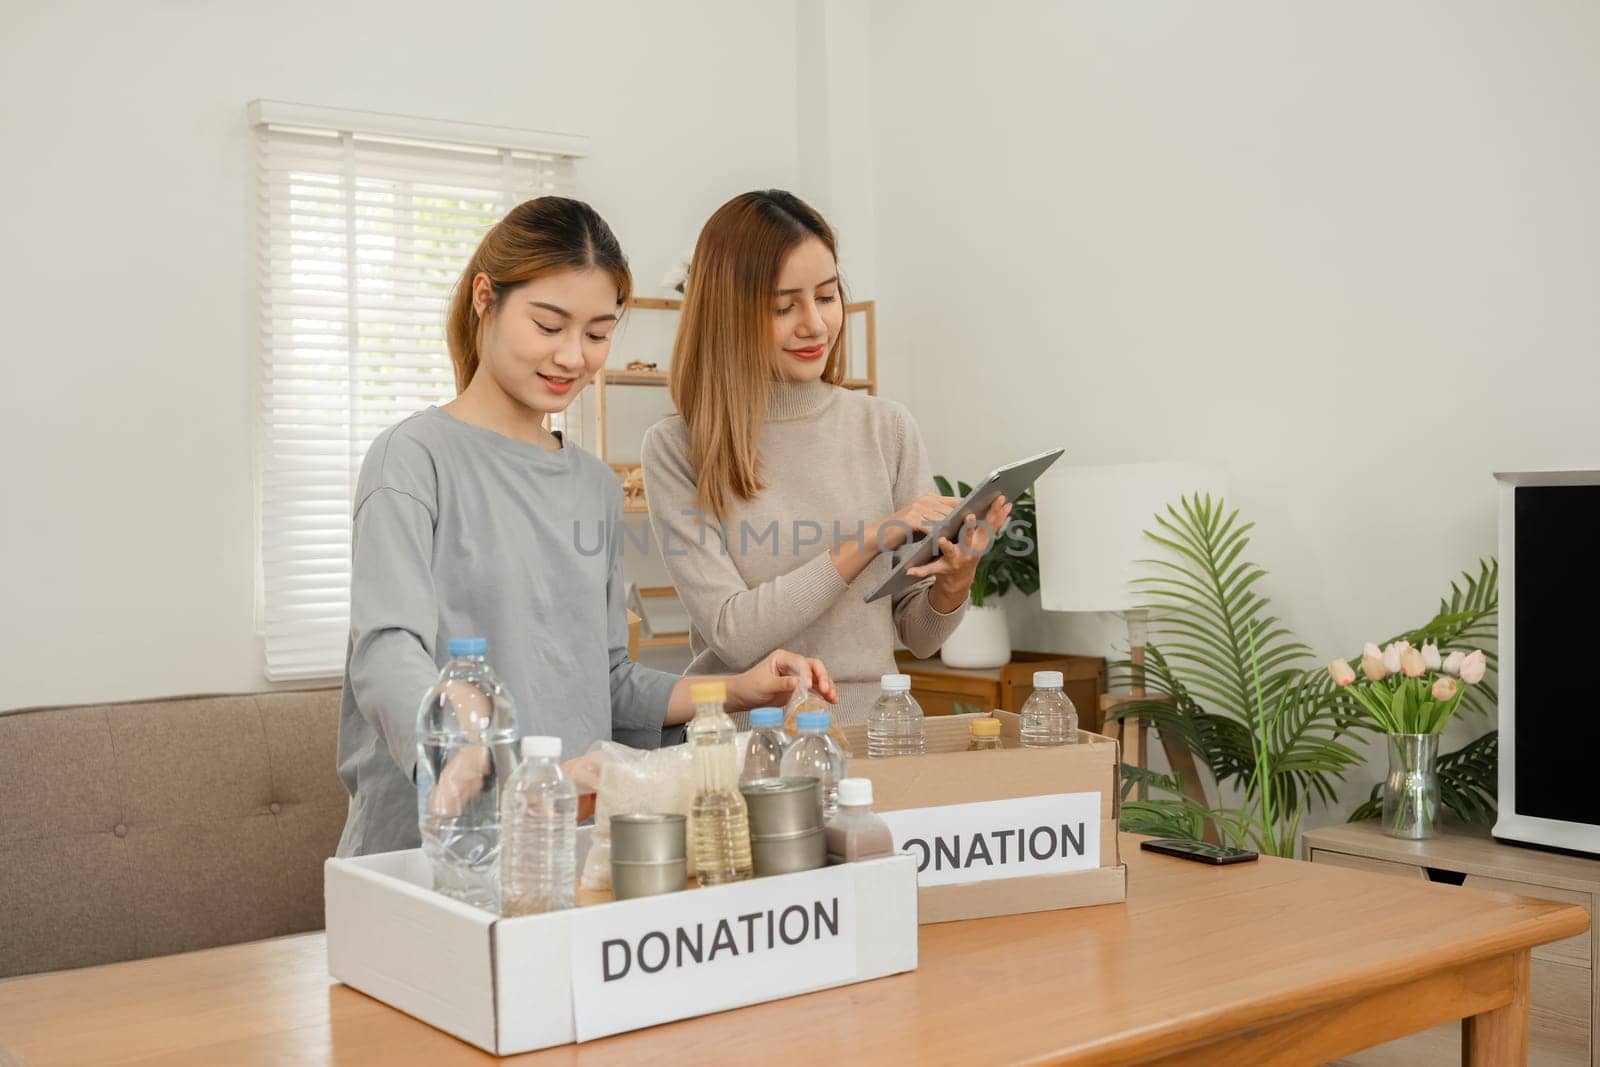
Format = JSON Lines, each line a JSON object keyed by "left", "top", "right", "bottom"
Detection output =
{"left": 877, "top": 492, "right": 966, "bottom": 551}
{"left": 906, "top": 493, "right": 1014, "bottom": 611}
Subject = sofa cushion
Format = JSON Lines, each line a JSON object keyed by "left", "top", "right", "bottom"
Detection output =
{"left": 0, "top": 688, "right": 344, "bottom": 979}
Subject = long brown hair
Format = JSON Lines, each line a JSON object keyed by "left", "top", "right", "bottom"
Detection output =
{"left": 446, "top": 197, "right": 632, "bottom": 393}
{"left": 670, "top": 190, "right": 847, "bottom": 518}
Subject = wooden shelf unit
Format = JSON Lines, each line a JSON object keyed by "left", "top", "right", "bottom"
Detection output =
{"left": 1303, "top": 820, "right": 1600, "bottom": 1065}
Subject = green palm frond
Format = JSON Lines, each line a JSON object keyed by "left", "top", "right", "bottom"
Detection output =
{"left": 1110, "top": 495, "right": 1363, "bottom": 854}
{"left": 1107, "top": 646, "right": 1256, "bottom": 787}
{"left": 1119, "top": 764, "right": 1187, "bottom": 802}
{"left": 1259, "top": 668, "right": 1366, "bottom": 811}
{"left": 1120, "top": 798, "right": 1213, "bottom": 842}
{"left": 1133, "top": 497, "right": 1312, "bottom": 724}
{"left": 1117, "top": 766, "right": 1258, "bottom": 851}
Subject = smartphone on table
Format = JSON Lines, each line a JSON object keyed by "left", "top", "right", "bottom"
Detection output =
{"left": 1139, "top": 838, "right": 1259, "bottom": 865}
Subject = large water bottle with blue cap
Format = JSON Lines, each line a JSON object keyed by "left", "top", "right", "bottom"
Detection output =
{"left": 740, "top": 707, "right": 787, "bottom": 783}
{"left": 416, "top": 637, "right": 520, "bottom": 910}
{"left": 779, "top": 711, "right": 846, "bottom": 818}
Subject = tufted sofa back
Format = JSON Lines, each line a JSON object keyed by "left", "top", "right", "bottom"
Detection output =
{"left": 0, "top": 688, "right": 346, "bottom": 979}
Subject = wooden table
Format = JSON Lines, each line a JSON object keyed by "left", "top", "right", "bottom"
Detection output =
{"left": 0, "top": 835, "right": 1585, "bottom": 1065}
{"left": 1304, "top": 820, "right": 1600, "bottom": 1064}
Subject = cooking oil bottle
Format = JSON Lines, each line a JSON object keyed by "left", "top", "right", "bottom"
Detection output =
{"left": 688, "top": 681, "right": 753, "bottom": 884}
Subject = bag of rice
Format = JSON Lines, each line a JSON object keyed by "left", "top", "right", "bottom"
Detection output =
{"left": 578, "top": 734, "right": 750, "bottom": 890}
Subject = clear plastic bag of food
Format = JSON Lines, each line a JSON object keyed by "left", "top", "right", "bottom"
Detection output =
{"left": 783, "top": 683, "right": 852, "bottom": 756}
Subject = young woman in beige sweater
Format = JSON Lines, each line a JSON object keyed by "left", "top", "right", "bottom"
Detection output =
{"left": 640, "top": 190, "right": 1009, "bottom": 723}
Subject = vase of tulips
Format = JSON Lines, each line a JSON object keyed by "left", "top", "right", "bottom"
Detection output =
{"left": 1329, "top": 641, "right": 1488, "bottom": 839}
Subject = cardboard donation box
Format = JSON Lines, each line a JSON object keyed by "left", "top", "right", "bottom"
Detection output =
{"left": 839, "top": 711, "right": 1125, "bottom": 923}
{"left": 325, "top": 830, "right": 919, "bottom": 1055}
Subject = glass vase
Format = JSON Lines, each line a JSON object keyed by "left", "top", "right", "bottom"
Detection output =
{"left": 1383, "top": 732, "right": 1441, "bottom": 839}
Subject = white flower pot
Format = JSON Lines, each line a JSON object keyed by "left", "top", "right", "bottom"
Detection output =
{"left": 940, "top": 601, "right": 1012, "bottom": 669}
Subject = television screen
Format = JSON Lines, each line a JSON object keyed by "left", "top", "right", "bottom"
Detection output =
{"left": 1514, "top": 485, "right": 1600, "bottom": 828}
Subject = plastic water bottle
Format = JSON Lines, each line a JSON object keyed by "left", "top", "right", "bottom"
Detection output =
{"left": 866, "top": 673, "right": 926, "bottom": 758}
{"left": 741, "top": 706, "right": 786, "bottom": 782}
{"left": 689, "top": 681, "right": 753, "bottom": 885}
{"left": 781, "top": 711, "right": 846, "bottom": 817}
{"left": 1020, "top": 670, "right": 1078, "bottom": 748}
{"left": 500, "top": 736, "right": 577, "bottom": 916}
{"left": 415, "top": 637, "right": 520, "bottom": 910}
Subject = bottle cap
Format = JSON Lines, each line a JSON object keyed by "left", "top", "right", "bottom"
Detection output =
{"left": 1034, "top": 670, "right": 1064, "bottom": 688}
{"left": 795, "top": 710, "right": 831, "bottom": 732}
{"left": 837, "top": 778, "right": 873, "bottom": 806}
{"left": 749, "top": 707, "right": 782, "bottom": 727}
{"left": 881, "top": 673, "right": 911, "bottom": 692}
{"left": 969, "top": 717, "right": 1001, "bottom": 737}
{"left": 689, "top": 681, "right": 727, "bottom": 705}
{"left": 448, "top": 637, "right": 487, "bottom": 657}
{"left": 520, "top": 735, "right": 562, "bottom": 759}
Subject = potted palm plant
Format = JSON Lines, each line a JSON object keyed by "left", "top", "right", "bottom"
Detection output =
{"left": 1112, "top": 493, "right": 1498, "bottom": 856}
{"left": 931, "top": 478, "right": 1040, "bottom": 669}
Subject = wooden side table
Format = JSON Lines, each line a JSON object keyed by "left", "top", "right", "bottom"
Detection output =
{"left": 892, "top": 650, "right": 1107, "bottom": 731}
{"left": 1303, "top": 819, "right": 1599, "bottom": 1065}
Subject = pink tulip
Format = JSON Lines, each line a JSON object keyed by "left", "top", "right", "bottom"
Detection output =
{"left": 1441, "top": 650, "right": 1465, "bottom": 676}
{"left": 1460, "top": 649, "right": 1488, "bottom": 685}
{"left": 1422, "top": 642, "right": 1442, "bottom": 671}
{"left": 1432, "top": 676, "right": 1458, "bottom": 702}
{"left": 1329, "top": 659, "right": 1356, "bottom": 687}
{"left": 1400, "top": 647, "right": 1426, "bottom": 678}
{"left": 1361, "top": 643, "right": 1388, "bottom": 682}
{"left": 1382, "top": 642, "right": 1405, "bottom": 675}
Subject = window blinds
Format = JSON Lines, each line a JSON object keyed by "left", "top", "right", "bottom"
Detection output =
{"left": 255, "top": 112, "right": 578, "bottom": 681}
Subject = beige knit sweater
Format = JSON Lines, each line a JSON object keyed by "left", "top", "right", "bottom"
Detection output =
{"left": 640, "top": 380, "right": 966, "bottom": 723}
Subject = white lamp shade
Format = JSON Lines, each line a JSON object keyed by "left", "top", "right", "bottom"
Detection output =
{"left": 1037, "top": 462, "right": 1230, "bottom": 613}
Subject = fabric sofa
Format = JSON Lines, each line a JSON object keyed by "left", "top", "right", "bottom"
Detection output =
{"left": 0, "top": 688, "right": 345, "bottom": 979}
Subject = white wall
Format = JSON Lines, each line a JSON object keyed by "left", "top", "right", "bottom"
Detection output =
{"left": 0, "top": 0, "right": 805, "bottom": 707}
{"left": 7, "top": 0, "right": 1598, "bottom": 834}
{"left": 866, "top": 0, "right": 1600, "bottom": 820}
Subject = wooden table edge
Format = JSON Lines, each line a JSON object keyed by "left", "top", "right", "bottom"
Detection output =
{"left": 1037, "top": 900, "right": 1588, "bottom": 1065}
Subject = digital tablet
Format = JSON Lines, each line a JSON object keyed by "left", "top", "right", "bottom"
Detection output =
{"left": 863, "top": 447, "right": 1065, "bottom": 604}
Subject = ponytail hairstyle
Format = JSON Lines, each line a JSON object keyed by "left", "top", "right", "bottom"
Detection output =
{"left": 669, "top": 190, "right": 847, "bottom": 519}
{"left": 446, "top": 197, "right": 632, "bottom": 394}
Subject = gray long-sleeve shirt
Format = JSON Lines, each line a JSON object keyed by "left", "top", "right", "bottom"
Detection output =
{"left": 335, "top": 406, "right": 677, "bottom": 857}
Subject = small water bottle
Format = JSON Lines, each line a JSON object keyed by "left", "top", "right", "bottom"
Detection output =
{"left": 415, "top": 637, "right": 521, "bottom": 910}
{"left": 867, "top": 673, "right": 925, "bottom": 758}
{"left": 1020, "top": 670, "right": 1078, "bottom": 748}
{"left": 741, "top": 707, "right": 787, "bottom": 782}
{"left": 500, "top": 736, "right": 577, "bottom": 916}
{"left": 780, "top": 711, "right": 846, "bottom": 817}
